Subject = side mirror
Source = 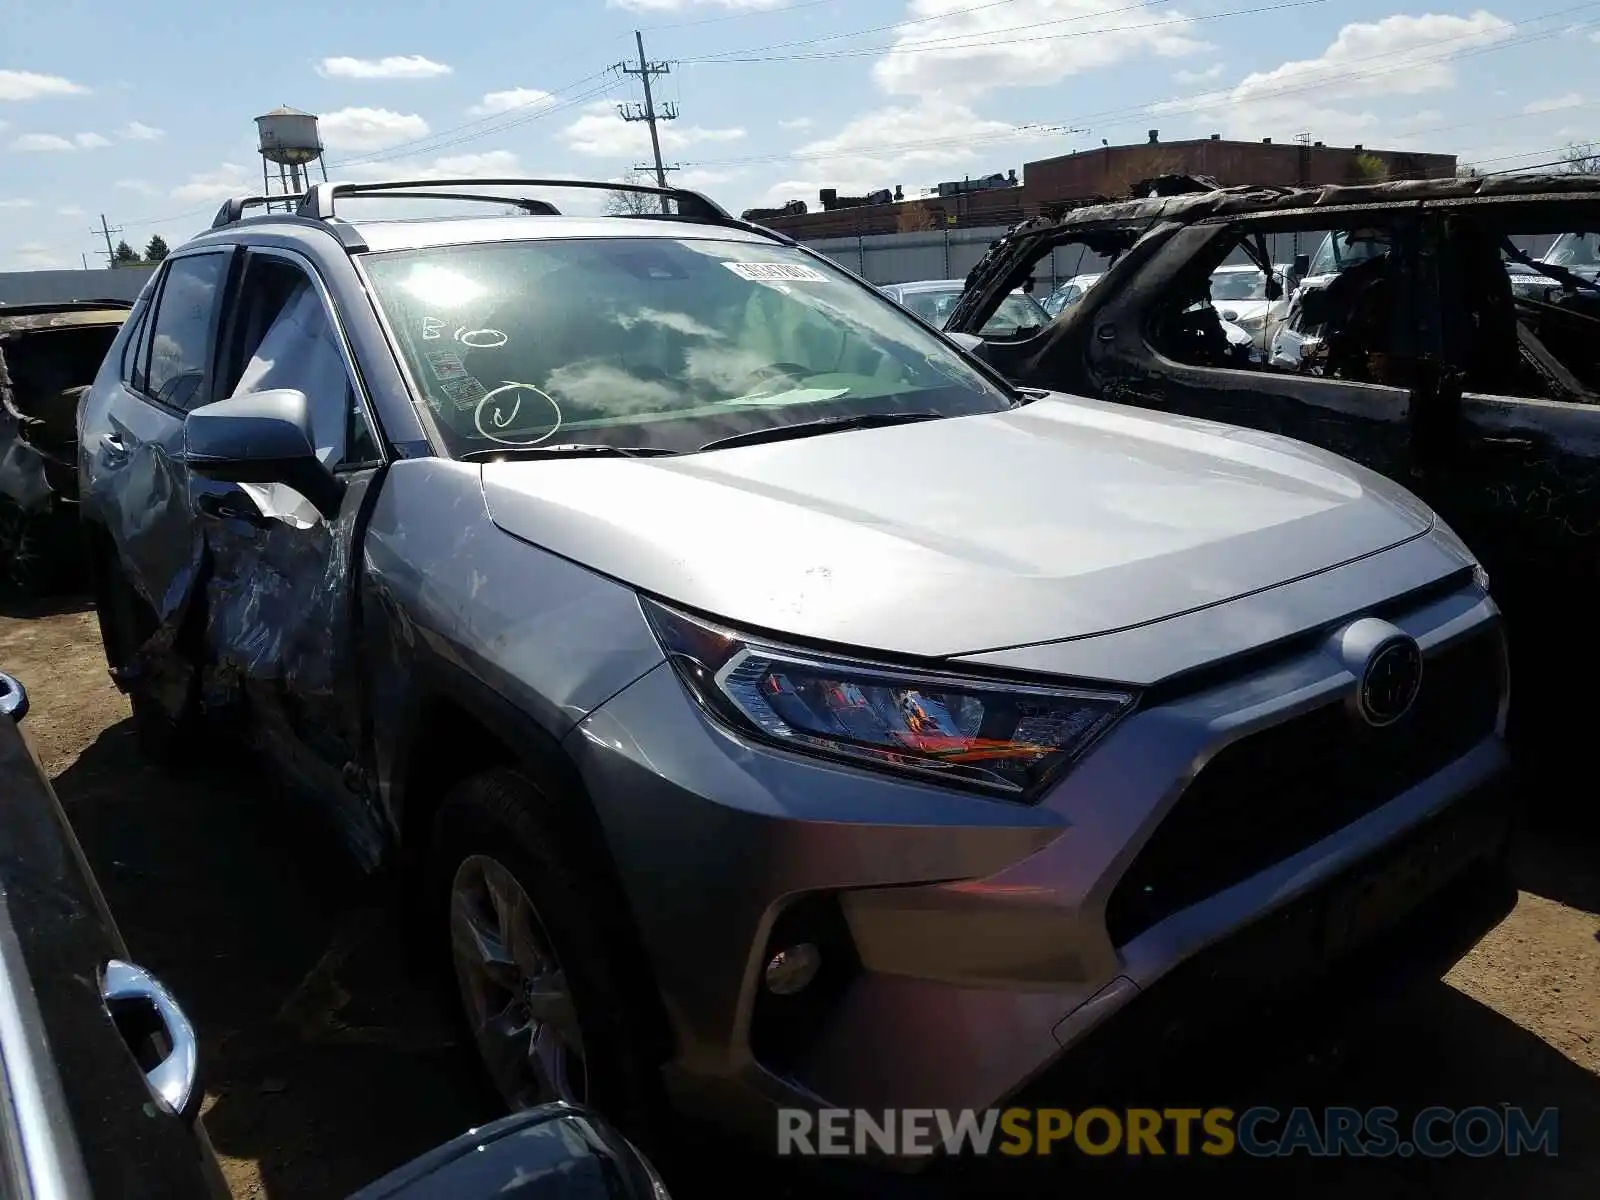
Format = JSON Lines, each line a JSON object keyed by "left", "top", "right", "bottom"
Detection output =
{"left": 184, "top": 389, "right": 345, "bottom": 521}
{"left": 1292, "top": 253, "right": 1311, "bottom": 277}
{"left": 1264, "top": 278, "right": 1284, "bottom": 301}
{"left": 0, "top": 672, "right": 28, "bottom": 723}
{"left": 946, "top": 331, "right": 987, "bottom": 355}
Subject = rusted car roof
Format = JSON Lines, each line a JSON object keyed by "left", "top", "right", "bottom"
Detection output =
{"left": 0, "top": 303, "right": 132, "bottom": 336}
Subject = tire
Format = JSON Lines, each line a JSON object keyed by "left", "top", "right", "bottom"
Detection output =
{"left": 427, "top": 768, "right": 668, "bottom": 1150}
{"left": 91, "top": 546, "right": 201, "bottom": 766}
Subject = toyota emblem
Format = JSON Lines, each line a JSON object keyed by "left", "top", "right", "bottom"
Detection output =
{"left": 1358, "top": 635, "right": 1423, "bottom": 727}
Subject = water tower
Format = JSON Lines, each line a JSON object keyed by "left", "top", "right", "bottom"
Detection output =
{"left": 255, "top": 106, "right": 327, "bottom": 208}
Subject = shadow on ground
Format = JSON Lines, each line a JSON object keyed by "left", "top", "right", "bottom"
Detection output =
{"left": 52, "top": 718, "right": 496, "bottom": 1199}
{"left": 49, "top": 717, "right": 1600, "bottom": 1200}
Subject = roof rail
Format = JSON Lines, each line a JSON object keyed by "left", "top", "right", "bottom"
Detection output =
{"left": 295, "top": 177, "right": 737, "bottom": 224}
{"left": 211, "top": 194, "right": 306, "bottom": 229}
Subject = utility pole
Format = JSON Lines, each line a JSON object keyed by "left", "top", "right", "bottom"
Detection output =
{"left": 93, "top": 214, "right": 123, "bottom": 267}
{"left": 618, "top": 30, "right": 677, "bottom": 212}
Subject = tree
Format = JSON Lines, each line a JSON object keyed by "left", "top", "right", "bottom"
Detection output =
{"left": 112, "top": 239, "right": 140, "bottom": 267}
{"left": 1561, "top": 141, "right": 1600, "bottom": 175}
{"left": 143, "top": 234, "right": 169, "bottom": 263}
{"left": 603, "top": 170, "right": 662, "bottom": 216}
{"left": 1349, "top": 153, "right": 1388, "bottom": 183}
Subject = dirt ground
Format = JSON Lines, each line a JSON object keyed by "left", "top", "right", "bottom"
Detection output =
{"left": 2, "top": 598, "right": 1597, "bottom": 1199}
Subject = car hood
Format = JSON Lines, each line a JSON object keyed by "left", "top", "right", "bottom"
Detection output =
{"left": 480, "top": 395, "right": 1433, "bottom": 662}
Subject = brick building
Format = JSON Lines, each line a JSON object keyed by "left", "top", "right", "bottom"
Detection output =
{"left": 754, "top": 130, "right": 1458, "bottom": 239}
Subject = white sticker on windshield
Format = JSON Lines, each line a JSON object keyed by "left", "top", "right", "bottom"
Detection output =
{"left": 722, "top": 261, "right": 830, "bottom": 284}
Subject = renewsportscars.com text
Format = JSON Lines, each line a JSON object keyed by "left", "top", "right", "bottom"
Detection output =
{"left": 776, "top": 1106, "right": 1559, "bottom": 1158}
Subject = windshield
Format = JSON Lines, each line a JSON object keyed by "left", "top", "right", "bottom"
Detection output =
{"left": 1307, "top": 231, "right": 1390, "bottom": 277}
{"left": 1209, "top": 270, "right": 1268, "bottom": 301}
{"left": 1545, "top": 232, "right": 1600, "bottom": 268}
{"left": 365, "top": 238, "right": 1014, "bottom": 456}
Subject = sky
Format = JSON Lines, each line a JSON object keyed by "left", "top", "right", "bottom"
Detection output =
{"left": 0, "top": 0, "right": 1596, "bottom": 270}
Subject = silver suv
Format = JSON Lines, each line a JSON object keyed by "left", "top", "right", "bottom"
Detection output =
{"left": 77, "top": 177, "right": 1515, "bottom": 1158}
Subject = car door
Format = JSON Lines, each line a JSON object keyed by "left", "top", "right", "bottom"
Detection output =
{"left": 195, "top": 245, "right": 390, "bottom": 863}
{"left": 1083, "top": 217, "right": 1422, "bottom": 485}
{"left": 81, "top": 248, "right": 236, "bottom": 624}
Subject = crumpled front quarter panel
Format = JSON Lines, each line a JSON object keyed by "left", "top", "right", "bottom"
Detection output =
{"left": 360, "top": 458, "right": 667, "bottom": 817}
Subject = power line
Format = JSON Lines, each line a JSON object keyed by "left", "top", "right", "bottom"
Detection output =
{"left": 683, "top": 0, "right": 1162, "bottom": 62}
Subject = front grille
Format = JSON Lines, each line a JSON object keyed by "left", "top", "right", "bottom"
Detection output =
{"left": 1103, "top": 628, "right": 1505, "bottom": 947}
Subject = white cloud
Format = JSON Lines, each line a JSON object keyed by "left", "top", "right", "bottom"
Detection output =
{"left": 9, "top": 133, "right": 76, "bottom": 152}
{"left": 748, "top": 100, "right": 1054, "bottom": 207}
{"left": 607, "top": 0, "right": 783, "bottom": 12}
{"left": 1592, "top": 29, "right": 1600, "bottom": 42}
{"left": 339, "top": 148, "right": 525, "bottom": 184}
{"left": 320, "top": 107, "right": 429, "bottom": 151}
{"left": 1174, "top": 63, "right": 1224, "bottom": 84}
{"left": 0, "top": 198, "right": 34, "bottom": 209}
{"left": 874, "top": 0, "right": 1209, "bottom": 100}
{"left": 6, "top": 242, "right": 71, "bottom": 270}
{"left": 0, "top": 70, "right": 87, "bottom": 101}
{"left": 316, "top": 54, "right": 452, "bottom": 80}
{"left": 74, "top": 131, "right": 110, "bottom": 148}
{"left": 116, "top": 179, "right": 159, "bottom": 195}
{"left": 58, "top": 204, "right": 85, "bottom": 216}
{"left": 469, "top": 88, "right": 556, "bottom": 116}
{"left": 122, "top": 121, "right": 165, "bottom": 140}
{"left": 779, "top": 117, "right": 815, "bottom": 131}
{"left": 1153, "top": 11, "right": 1515, "bottom": 145}
{"left": 170, "top": 163, "right": 256, "bottom": 203}
{"left": 1523, "top": 92, "right": 1584, "bottom": 114}
{"left": 563, "top": 100, "right": 745, "bottom": 158}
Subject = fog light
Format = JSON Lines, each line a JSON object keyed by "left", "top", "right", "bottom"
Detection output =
{"left": 764, "top": 943, "right": 821, "bottom": 995}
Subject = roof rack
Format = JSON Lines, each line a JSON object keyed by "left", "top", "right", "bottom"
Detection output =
{"left": 211, "top": 194, "right": 306, "bottom": 229}
{"left": 295, "top": 177, "right": 736, "bottom": 224}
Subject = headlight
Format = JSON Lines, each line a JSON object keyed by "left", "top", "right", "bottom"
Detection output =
{"left": 642, "top": 599, "right": 1135, "bottom": 802}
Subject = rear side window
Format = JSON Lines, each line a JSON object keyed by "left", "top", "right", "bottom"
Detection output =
{"left": 120, "top": 296, "right": 155, "bottom": 393}
{"left": 145, "top": 252, "right": 228, "bottom": 411}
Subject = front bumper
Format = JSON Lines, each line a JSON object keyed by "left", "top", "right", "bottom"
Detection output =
{"left": 562, "top": 579, "right": 1511, "bottom": 1155}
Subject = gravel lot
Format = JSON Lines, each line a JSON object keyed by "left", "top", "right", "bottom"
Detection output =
{"left": 2, "top": 598, "right": 1596, "bottom": 1199}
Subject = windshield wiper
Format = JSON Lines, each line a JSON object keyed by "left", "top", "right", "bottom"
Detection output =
{"left": 697, "top": 411, "right": 946, "bottom": 453}
{"left": 459, "top": 443, "right": 678, "bottom": 463}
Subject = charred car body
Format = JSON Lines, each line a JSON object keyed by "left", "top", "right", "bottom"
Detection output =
{"left": 77, "top": 176, "right": 1514, "bottom": 1164}
{"left": 946, "top": 174, "right": 1600, "bottom": 774}
{"left": 0, "top": 301, "right": 131, "bottom": 596}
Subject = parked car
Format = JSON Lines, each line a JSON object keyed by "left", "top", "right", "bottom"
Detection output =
{"left": 944, "top": 174, "right": 1600, "bottom": 784}
{"left": 0, "top": 668, "right": 228, "bottom": 1198}
{"left": 1041, "top": 272, "right": 1104, "bottom": 317}
{"left": 1506, "top": 229, "right": 1600, "bottom": 300}
{"left": 0, "top": 300, "right": 131, "bottom": 595}
{"left": 350, "top": 1103, "right": 672, "bottom": 1199}
{"left": 879, "top": 278, "right": 1047, "bottom": 337}
{"left": 80, "top": 175, "right": 1515, "bottom": 1164}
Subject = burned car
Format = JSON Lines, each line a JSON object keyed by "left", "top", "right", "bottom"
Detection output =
{"left": 946, "top": 174, "right": 1600, "bottom": 778}
{"left": 0, "top": 301, "right": 131, "bottom": 595}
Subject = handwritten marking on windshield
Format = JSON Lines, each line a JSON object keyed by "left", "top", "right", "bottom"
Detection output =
{"left": 422, "top": 316, "right": 444, "bottom": 340}
{"left": 455, "top": 327, "right": 508, "bottom": 349}
{"left": 473, "top": 382, "right": 563, "bottom": 446}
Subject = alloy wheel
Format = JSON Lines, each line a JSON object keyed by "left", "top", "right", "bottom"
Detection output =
{"left": 448, "top": 853, "right": 587, "bottom": 1109}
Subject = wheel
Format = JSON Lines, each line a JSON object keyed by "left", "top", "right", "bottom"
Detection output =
{"left": 91, "top": 545, "right": 201, "bottom": 765}
{"left": 428, "top": 768, "right": 666, "bottom": 1139}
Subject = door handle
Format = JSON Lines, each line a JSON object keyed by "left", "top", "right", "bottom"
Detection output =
{"left": 1479, "top": 435, "right": 1539, "bottom": 452}
{"left": 102, "top": 959, "right": 199, "bottom": 1119}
